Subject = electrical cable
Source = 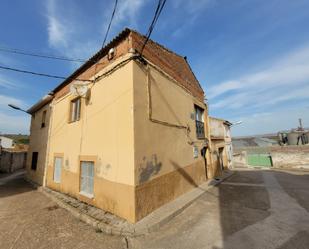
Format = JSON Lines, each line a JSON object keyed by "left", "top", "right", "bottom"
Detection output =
{"left": 0, "top": 47, "right": 86, "bottom": 63}
{"left": 140, "top": 0, "right": 167, "bottom": 56}
{"left": 101, "top": 0, "right": 118, "bottom": 48}
{"left": 0, "top": 65, "right": 93, "bottom": 82}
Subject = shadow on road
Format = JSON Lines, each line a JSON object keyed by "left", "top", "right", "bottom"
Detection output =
{"left": 0, "top": 173, "right": 36, "bottom": 198}
{"left": 217, "top": 169, "right": 309, "bottom": 249}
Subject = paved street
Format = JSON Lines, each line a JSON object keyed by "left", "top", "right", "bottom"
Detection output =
{"left": 0, "top": 171, "right": 124, "bottom": 249}
{"left": 130, "top": 169, "right": 309, "bottom": 249}
{"left": 1, "top": 169, "right": 309, "bottom": 249}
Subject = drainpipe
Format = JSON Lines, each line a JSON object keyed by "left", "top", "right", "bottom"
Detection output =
{"left": 43, "top": 101, "right": 54, "bottom": 187}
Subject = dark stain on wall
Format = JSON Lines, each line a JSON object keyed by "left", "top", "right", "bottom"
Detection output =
{"left": 139, "top": 155, "right": 162, "bottom": 184}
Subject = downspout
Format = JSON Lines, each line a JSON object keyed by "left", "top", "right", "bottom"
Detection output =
{"left": 43, "top": 100, "right": 54, "bottom": 187}
{"left": 204, "top": 104, "right": 213, "bottom": 179}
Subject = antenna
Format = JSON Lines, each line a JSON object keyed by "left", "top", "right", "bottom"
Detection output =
{"left": 299, "top": 118, "right": 303, "bottom": 130}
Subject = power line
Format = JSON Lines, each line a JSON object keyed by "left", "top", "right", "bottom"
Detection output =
{"left": 140, "top": 0, "right": 167, "bottom": 56}
{"left": 0, "top": 47, "right": 86, "bottom": 63}
{"left": 102, "top": 0, "right": 118, "bottom": 48}
{"left": 0, "top": 65, "right": 93, "bottom": 82}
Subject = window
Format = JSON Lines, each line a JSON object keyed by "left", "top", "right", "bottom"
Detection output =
{"left": 70, "top": 97, "right": 81, "bottom": 122}
{"left": 195, "top": 105, "right": 205, "bottom": 139}
{"left": 31, "top": 152, "right": 38, "bottom": 170}
{"left": 53, "top": 157, "right": 62, "bottom": 183}
{"left": 80, "top": 161, "right": 94, "bottom": 197}
{"left": 41, "top": 110, "right": 46, "bottom": 128}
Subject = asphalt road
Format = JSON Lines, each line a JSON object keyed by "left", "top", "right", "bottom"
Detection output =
{"left": 130, "top": 169, "right": 309, "bottom": 249}
{"left": 1, "top": 169, "right": 309, "bottom": 249}
{"left": 0, "top": 171, "right": 124, "bottom": 249}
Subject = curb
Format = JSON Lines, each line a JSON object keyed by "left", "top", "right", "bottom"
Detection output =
{"left": 34, "top": 170, "right": 235, "bottom": 237}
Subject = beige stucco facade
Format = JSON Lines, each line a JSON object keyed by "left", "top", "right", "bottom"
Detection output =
{"left": 45, "top": 59, "right": 136, "bottom": 222}
{"left": 133, "top": 61, "right": 213, "bottom": 220}
{"left": 26, "top": 104, "right": 51, "bottom": 185}
{"left": 28, "top": 59, "right": 214, "bottom": 223}
{"left": 209, "top": 117, "right": 233, "bottom": 174}
{"left": 27, "top": 29, "right": 225, "bottom": 223}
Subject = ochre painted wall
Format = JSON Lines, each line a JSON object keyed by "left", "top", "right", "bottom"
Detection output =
{"left": 46, "top": 59, "right": 136, "bottom": 222}
{"left": 28, "top": 56, "right": 214, "bottom": 223}
{"left": 132, "top": 61, "right": 210, "bottom": 220}
{"left": 26, "top": 104, "right": 51, "bottom": 185}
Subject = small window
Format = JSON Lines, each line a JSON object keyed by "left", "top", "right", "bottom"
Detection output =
{"left": 195, "top": 105, "right": 205, "bottom": 139}
{"left": 70, "top": 97, "right": 81, "bottom": 122}
{"left": 41, "top": 110, "right": 46, "bottom": 128}
{"left": 31, "top": 152, "right": 38, "bottom": 170}
{"left": 80, "top": 161, "right": 94, "bottom": 197}
{"left": 53, "top": 157, "right": 62, "bottom": 183}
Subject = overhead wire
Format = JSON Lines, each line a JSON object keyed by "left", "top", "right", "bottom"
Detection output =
{"left": 101, "top": 0, "right": 118, "bottom": 48}
{"left": 0, "top": 65, "right": 93, "bottom": 82}
{"left": 0, "top": 0, "right": 165, "bottom": 85}
{"left": 140, "top": 0, "right": 167, "bottom": 56}
{"left": 0, "top": 46, "right": 87, "bottom": 63}
{"left": 93, "top": 0, "right": 119, "bottom": 84}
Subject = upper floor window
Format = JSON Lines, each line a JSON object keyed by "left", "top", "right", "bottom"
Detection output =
{"left": 41, "top": 110, "right": 46, "bottom": 128}
{"left": 195, "top": 105, "right": 205, "bottom": 139}
{"left": 70, "top": 97, "right": 81, "bottom": 122}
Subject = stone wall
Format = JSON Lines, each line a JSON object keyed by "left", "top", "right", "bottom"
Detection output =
{"left": 0, "top": 150, "right": 27, "bottom": 173}
{"left": 233, "top": 145, "right": 309, "bottom": 169}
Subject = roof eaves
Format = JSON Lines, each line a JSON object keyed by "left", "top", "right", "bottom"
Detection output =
{"left": 52, "top": 28, "right": 132, "bottom": 94}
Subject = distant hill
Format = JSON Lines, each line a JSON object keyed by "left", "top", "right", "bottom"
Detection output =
{"left": 1, "top": 134, "right": 29, "bottom": 145}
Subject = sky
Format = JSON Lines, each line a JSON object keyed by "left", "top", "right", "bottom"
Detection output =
{"left": 0, "top": 0, "right": 308, "bottom": 136}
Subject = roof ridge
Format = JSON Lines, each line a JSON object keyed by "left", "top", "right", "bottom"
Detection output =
{"left": 129, "top": 29, "right": 186, "bottom": 60}
{"left": 129, "top": 29, "right": 204, "bottom": 93}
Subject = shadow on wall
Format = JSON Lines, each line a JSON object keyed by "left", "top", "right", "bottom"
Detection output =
{"left": 170, "top": 160, "right": 198, "bottom": 188}
{"left": 139, "top": 155, "right": 162, "bottom": 184}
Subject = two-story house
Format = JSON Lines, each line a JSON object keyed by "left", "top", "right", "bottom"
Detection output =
{"left": 26, "top": 28, "right": 218, "bottom": 223}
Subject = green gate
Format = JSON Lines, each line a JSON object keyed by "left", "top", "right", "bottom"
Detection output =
{"left": 247, "top": 154, "right": 273, "bottom": 167}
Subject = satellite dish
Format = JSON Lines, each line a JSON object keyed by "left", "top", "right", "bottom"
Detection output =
{"left": 70, "top": 82, "right": 89, "bottom": 97}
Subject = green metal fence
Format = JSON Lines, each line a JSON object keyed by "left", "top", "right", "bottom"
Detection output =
{"left": 247, "top": 154, "right": 273, "bottom": 167}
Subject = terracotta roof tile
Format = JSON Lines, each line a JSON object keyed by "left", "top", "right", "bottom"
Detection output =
{"left": 48, "top": 28, "right": 204, "bottom": 102}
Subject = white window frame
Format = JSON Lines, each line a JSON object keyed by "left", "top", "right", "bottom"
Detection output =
{"left": 70, "top": 97, "right": 81, "bottom": 122}
{"left": 80, "top": 161, "right": 94, "bottom": 198}
{"left": 53, "top": 157, "right": 62, "bottom": 183}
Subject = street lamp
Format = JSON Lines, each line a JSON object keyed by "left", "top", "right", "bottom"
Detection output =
{"left": 231, "top": 121, "right": 242, "bottom": 127}
{"left": 8, "top": 104, "right": 29, "bottom": 114}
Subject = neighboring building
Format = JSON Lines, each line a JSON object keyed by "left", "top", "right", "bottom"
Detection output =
{"left": 209, "top": 117, "right": 233, "bottom": 172}
{"left": 0, "top": 136, "right": 14, "bottom": 149}
{"left": 27, "top": 28, "right": 222, "bottom": 223}
{"left": 26, "top": 95, "right": 53, "bottom": 185}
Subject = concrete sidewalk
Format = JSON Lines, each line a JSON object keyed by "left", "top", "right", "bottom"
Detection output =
{"left": 38, "top": 170, "right": 234, "bottom": 237}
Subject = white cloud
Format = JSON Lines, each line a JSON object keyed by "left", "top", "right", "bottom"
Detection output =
{"left": 0, "top": 95, "right": 24, "bottom": 110}
{"left": 46, "top": 0, "right": 70, "bottom": 48}
{"left": 45, "top": 0, "right": 147, "bottom": 65}
{"left": 231, "top": 106, "right": 309, "bottom": 136}
{"left": 45, "top": 0, "right": 95, "bottom": 64}
{"left": 0, "top": 95, "right": 29, "bottom": 134}
{"left": 208, "top": 44, "right": 309, "bottom": 110}
{"left": 0, "top": 76, "right": 18, "bottom": 89}
{"left": 170, "top": 0, "right": 215, "bottom": 37}
{"left": 113, "top": 0, "right": 146, "bottom": 27}
{"left": 172, "top": 0, "right": 214, "bottom": 14}
{"left": 0, "top": 112, "right": 30, "bottom": 134}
